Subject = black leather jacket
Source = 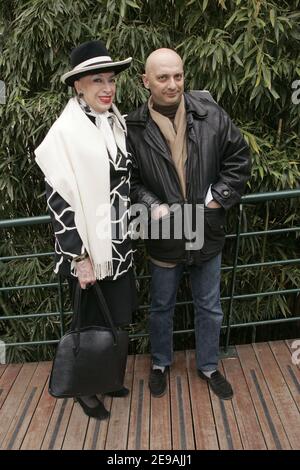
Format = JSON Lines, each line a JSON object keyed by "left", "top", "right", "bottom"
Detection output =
{"left": 126, "top": 91, "right": 251, "bottom": 264}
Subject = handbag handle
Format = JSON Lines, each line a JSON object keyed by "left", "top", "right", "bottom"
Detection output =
{"left": 72, "top": 282, "right": 119, "bottom": 355}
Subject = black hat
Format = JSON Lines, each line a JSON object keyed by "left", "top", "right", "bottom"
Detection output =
{"left": 61, "top": 40, "right": 132, "bottom": 86}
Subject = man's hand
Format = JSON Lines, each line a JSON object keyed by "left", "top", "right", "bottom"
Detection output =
{"left": 75, "top": 257, "right": 96, "bottom": 289}
{"left": 151, "top": 204, "right": 170, "bottom": 220}
{"left": 207, "top": 200, "right": 221, "bottom": 209}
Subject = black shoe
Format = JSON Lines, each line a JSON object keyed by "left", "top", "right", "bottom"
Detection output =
{"left": 74, "top": 396, "right": 110, "bottom": 419}
{"left": 198, "top": 370, "right": 233, "bottom": 400}
{"left": 149, "top": 368, "right": 167, "bottom": 397}
{"left": 106, "top": 387, "right": 130, "bottom": 397}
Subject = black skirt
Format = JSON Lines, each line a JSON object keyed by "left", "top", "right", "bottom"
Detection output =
{"left": 67, "top": 268, "right": 138, "bottom": 327}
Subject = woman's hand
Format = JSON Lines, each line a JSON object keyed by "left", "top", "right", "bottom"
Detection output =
{"left": 75, "top": 257, "right": 96, "bottom": 289}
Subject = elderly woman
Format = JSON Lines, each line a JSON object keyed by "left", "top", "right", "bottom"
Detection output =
{"left": 35, "top": 40, "right": 137, "bottom": 420}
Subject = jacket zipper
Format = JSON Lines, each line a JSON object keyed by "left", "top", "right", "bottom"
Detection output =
{"left": 164, "top": 148, "right": 191, "bottom": 263}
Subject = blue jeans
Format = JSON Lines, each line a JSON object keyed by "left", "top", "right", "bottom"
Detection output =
{"left": 149, "top": 254, "right": 223, "bottom": 372}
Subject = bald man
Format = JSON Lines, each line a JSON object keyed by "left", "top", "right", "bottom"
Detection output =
{"left": 126, "top": 49, "right": 250, "bottom": 400}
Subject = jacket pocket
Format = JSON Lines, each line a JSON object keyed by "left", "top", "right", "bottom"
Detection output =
{"left": 201, "top": 207, "right": 226, "bottom": 256}
{"left": 145, "top": 205, "right": 186, "bottom": 261}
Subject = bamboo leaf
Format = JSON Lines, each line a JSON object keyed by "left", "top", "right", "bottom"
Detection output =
{"left": 126, "top": 0, "right": 140, "bottom": 9}
{"left": 120, "top": 0, "right": 126, "bottom": 18}
{"left": 262, "top": 66, "right": 271, "bottom": 90}
{"left": 269, "top": 87, "right": 280, "bottom": 100}
{"left": 224, "top": 11, "right": 238, "bottom": 29}
{"left": 202, "top": 0, "right": 209, "bottom": 12}
{"left": 233, "top": 54, "right": 243, "bottom": 67}
{"left": 250, "top": 85, "right": 261, "bottom": 101}
{"left": 270, "top": 9, "right": 276, "bottom": 28}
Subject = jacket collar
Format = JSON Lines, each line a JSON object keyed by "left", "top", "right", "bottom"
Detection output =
{"left": 126, "top": 92, "right": 208, "bottom": 160}
{"left": 184, "top": 92, "right": 208, "bottom": 119}
{"left": 127, "top": 92, "right": 208, "bottom": 124}
{"left": 144, "top": 118, "right": 172, "bottom": 161}
{"left": 127, "top": 101, "right": 170, "bottom": 160}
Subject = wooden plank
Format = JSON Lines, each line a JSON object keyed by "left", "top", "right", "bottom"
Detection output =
{"left": 269, "top": 341, "right": 300, "bottom": 412}
{"left": 0, "top": 362, "right": 38, "bottom": 447}
{"left": 222, "top": 355, "right": 266, "bottom": 449}
{"left": 186, "top": 350, "right": 218, "bottom": 450}
{"left": 253, "top": 342, "right": 300, "bottom": 450}
{"left": 41, "top": 397, "right": 74, "bottom": 450}
{"left": 1, "top": 362, "right": 51, "bottom": 450}
{"left": 105, "top": 354, "right": 135, "bottom": 450}
{"left": 0, "top": 364, "right": 8, "bottom": 379}
{"left": 0, "top": 342, "right": 298, "bottom": 451}
{"left": 209, "top": 361, "right": 243, "bottom": 450}
{"left": 21, "top": 377, "right": 57, "bottom": 450}
{"left": 170, "top": 351, "right": 195, "bottom": 450}
{"left": 237, "top": 344, "right": 291, "bottom": 450}
{"left": 0, "top": 363, "right": 23, "bottom": 408}
{"left": 127, "top": 354, "right": 151, "bottom": 450}
{"left": 62, "top": 398, "right": 89, "bottom": 449}
{"left": 149, "top": 364, "right": 172, "bottom": 450}
{"left": 83, "top": 395, "right": 112, "bottom": 450}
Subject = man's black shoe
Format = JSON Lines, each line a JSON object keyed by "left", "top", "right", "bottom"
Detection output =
{"left": 198, "top": 370, "right": 233, "bottom": 400}
{"left": 149, "top": 368, "right": 167, "bottom": 397}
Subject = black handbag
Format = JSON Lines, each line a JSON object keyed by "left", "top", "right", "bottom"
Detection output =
{"left": 49, "top": 282, "right": 129, "bottom": 398}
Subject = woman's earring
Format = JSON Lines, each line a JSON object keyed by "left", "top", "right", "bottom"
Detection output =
{"left": 78, "top": 91, "right": 84, "bottom": 98}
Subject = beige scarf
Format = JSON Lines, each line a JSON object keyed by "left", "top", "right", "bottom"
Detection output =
{"left": 35, "top": 97, "right": 127, "bottom": 280}
{"left": 148, "top": 95, "right": 187, "bottom": 198}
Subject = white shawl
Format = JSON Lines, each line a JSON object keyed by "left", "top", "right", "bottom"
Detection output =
{"left": 35, "top": 97, "right": 127, "bottom": 280}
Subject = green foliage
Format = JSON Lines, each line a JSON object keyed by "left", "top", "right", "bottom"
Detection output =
{"left": 0, "top": 0, "right": 299, "bottom": 360}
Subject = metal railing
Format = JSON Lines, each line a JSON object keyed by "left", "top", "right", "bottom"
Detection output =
{"left": 1, "top": 189, "right": 300, "bottom": 354}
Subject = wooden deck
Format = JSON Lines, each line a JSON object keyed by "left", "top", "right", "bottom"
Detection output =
{"left": 0, "top": 340, "right": 300, "bottom": 450}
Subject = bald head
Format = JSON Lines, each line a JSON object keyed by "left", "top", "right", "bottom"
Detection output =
{"left": 143, "top": 48, "right": 184, "bottom": 107}
{"left": 145, "top": 48, "right": 183, "bottom": 76}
